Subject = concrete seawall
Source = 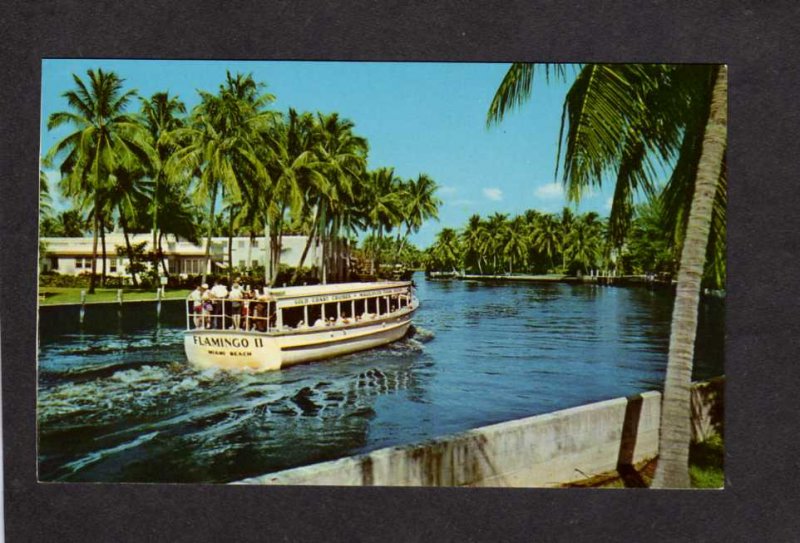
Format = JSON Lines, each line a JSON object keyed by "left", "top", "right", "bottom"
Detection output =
{"left": 238, "top": 378, "right": 723, "bottom": 487}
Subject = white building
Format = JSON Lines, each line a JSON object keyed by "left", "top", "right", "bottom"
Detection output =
{"left": 40, "top": 233, "right": 321, "bottom": 280}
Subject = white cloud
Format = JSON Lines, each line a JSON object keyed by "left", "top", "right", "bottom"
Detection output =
{"left": 534, "top": 182, "right": 564, "bottom": 200}
{"left": 482, "top": 187, "right": 503, "bottom": 201}
{"left": 438, "top": 185, "right": 457, "bottom": 196}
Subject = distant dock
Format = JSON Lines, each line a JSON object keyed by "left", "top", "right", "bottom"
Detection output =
{"left": 427, "top": 272, "right": 676, "bottom": 288}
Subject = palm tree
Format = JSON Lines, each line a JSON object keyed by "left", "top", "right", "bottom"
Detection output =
{"left": 140, "top": 92, "right": 186, "bottom": 275}
{"left": 485, "top": 212, "right": 508, "bottom": 273}
{"left": 46, "top": 69, "right": 152, "bottom": 293}
{"left": 429, "top": 228, "right": 462, "bottom": 273}
{"left": 488, "top": 63, "right": 728, "bottom": 487}
{"left": 461, "top": 214, "right": 487, "bottom": 274}
{"left": 107, "top": 165, "right": 153, "bottom": 286}
{"left": 563, "top": 214, "right": 603, "bottom": 275}
{"left": 167, "top": 72, "right": 274, "bottom": 285}
{"left": 503, "top": 215, "right": 529, "bottom": 274}
{"left": 531, "top": 213, "right": 561, "bottom": 272}
{"left": 39, "top": 170, "right": 53, "bottom": 219}
{"left": 364, "top": 167, "right": 403, "bottom": 277}
{"left": 396, "top": 173, "right": 441, "bottom": 259}
{"left": 314, "top": 112, "right": 369, "bottom": 283}
{"left": 262, "top": 109, "right": 324, "bottom": 285}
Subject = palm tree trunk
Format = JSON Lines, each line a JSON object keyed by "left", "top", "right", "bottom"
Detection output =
{"left": 100, "top": 217, "right": 107, "bottom": 286}
{"left": 321, "top": 232, "right": 328, "bottom": 285}
{"left": 89, "top": 210, "right": 99, "bottom": 294}
{"left": 227, "top": 206, "right": 234, "bottom": 283}
{"left": 152, "top": 172, "right": 160, "bottom": 274}
{"left": 291, "top": 208, "right": 319, "bottom": 284}
{"left": 270, "top": 204, "right": 288, "bottom": 287}
{"left": 264, "top": 220, "right": 272, "bottom": 285}
{"left": 652, "top": 66, "right": 727, "bottom": 489}
{"left": 120, "top": 214, "right": 139, "bottom": 287}
{"left": 158, "top": 231, "right": 169, "bottom": 276}
{"left": 201, "top": 183, "right": 219, "bottom": 285}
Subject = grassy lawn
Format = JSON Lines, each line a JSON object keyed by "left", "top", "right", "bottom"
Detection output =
{"left": 39, "top": 287, "right": 192, "bottom": 305}
{"left": 564, "top": 434, "right": 724, "bottom": 489}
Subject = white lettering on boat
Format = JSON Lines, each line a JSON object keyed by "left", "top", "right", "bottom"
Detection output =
{"left": 193, "top": 335, "right": 252, "bottom": 349}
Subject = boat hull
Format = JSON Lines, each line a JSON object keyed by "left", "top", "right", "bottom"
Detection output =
{"left": 184, "top": 308, "right": 416, "bottom": 372}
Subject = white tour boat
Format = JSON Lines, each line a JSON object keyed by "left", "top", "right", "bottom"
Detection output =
{"left": 184, "top": 281, "right": 418, "bottom": 371}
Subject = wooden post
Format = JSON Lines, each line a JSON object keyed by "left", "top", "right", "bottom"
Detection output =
{"left": 117, "top": 289, "right": 123, "bottom": 306}
{"left": 79, "top": 289, "right": 86, "bottom": 324}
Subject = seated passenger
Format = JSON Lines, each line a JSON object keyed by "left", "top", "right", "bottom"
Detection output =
{"left": 339, "top": 312, "right": 351, "bottom": 325}
{"left": 296, "top": 320, "right": 306, "bottom": 329}
{"left": 314, "top": 318, "right": 325, "bottom": 328}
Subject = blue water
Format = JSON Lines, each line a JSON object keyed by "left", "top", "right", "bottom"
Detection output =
{"left": 37, "top": 274, "right": 724, "bottom": 482}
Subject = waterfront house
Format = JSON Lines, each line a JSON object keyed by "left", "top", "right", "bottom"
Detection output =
{"left": 39, "top": 233, "right": 322, "bottom": 280}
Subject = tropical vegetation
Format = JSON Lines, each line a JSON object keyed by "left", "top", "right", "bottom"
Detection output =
{"left": 485, "top": 63, "right": 727, "bottom": 488}
{"left": 43, "top": 69, "right": 442, "bottom": 290}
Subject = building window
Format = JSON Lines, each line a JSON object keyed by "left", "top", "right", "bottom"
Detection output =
{"left": 238, "top": 240, "right": 246, "bottom": 249}
{"left": 110, "top": 259, "right": 117, "bottom": 273}
{"left": 75, "top": 258, "right": 82, "bottom": 269}
{"left": 252, "top": 260, "right": 259, "bottom": 268}
{"left": 239, "top": 260, "right": 246, "bottom": 269}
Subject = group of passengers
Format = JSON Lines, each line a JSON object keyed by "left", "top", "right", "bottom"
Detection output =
{"left": 188, "top": 280, "right": 272, "bottom": 331}
{"left": 188, "top": 280, "right": 408, "bottom": 332}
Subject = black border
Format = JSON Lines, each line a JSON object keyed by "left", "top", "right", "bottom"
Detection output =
{"left": 3, "top": 1, "right": 800, "bottom": 540}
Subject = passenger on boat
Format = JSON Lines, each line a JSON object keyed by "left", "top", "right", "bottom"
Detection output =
{"left": 337, "top": 312, "right": 351, "bottom": 325}
{"left": 229, "top": 281, "right": 243, "bottom": 330}
{"left": 210, "top": 281, "right": 228, "bottom": 329}
{"left": 313, "top": 317, "right": 325, "bottom": 327}
{"left": 296, "top": 320, "right": 307, "bottom": 329}
{"left": 241, "top": 291, "right": 254, "bottom": 329}
{"left": 200, "top": 284, "right": 213, "bottom": 328}
{"left": 253, "top": 302, "right": 267, "bottom": 332}
{"left": 189, "top": 284, "right": 206, "bottom": 329}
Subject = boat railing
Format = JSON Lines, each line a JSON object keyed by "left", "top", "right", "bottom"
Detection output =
{"left": 185, "top": 290, "right": 418, "bottom": 333}
{"left": 186, "top": 296, "right": 276, "bottom": 332}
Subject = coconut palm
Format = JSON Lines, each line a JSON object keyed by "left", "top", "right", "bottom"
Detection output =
{"left": 429, "top": 228, "right": 462, "bottom": 273}
{"left": 485, "top": 212, "right": 508, "bottom": 273}
{"left": 314, "top": 113, "right": 369, "bottom": 283}
{"left": 46, "top": 69, "right": 153, "bottom": 293}
{"left": 396, "top": 173, "right": 441, "bottom": 259}
{"left": 166, "top": 72, "right": 274, "bottom": 284}
{"left": 461, "top": 214, "right": 488, "bottom": 274}
{"left": 140, "top": 92, "right": 186, "bottom": 274}
{"left": 531, "top": 213, "right": 561, "bottom": 272}
{"left": 503, "top": 215, "right": 529, "bottom": 274}
{"left": 563, "top": 214, "right": 604, "bottom": 274}
{"left": 364, "top": 167, "right": 403, "bottom": 277}
{"left": 263, "top": 109, "right": 327, "bottom": 284}
{"left": 488, "top": 62, "right": 728, "bottom": 487}
{"left": 39, "top": 170, "right": 53, "bottom": 219}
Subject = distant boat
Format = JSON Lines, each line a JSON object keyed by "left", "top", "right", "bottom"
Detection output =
{"left": 184, "top": 281, "right": 418, "bottom": 372}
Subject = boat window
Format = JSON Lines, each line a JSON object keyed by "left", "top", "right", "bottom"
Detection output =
{"left": 323, "top": 302, "right": 338, "bottom": 324}
{"left": 282, "top": 305, "right": 305, "bottom": 329}
{"left": 364, "top": 297, "right": 375, "bottom": 315}
{"left": 307, "top": 304, "right": 324, "bottom": 327}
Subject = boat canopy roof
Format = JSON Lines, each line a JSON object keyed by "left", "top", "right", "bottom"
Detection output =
{"left": 267, "top": 281, "right": 411, "bottom": 308}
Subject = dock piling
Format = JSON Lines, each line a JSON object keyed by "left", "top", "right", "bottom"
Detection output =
{"left": 79, "top": 289, "right": 86, "bottom": 324}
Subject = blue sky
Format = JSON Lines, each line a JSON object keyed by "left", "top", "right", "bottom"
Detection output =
{"left": 40, "top": 59, "right": 619, "bottom": 248}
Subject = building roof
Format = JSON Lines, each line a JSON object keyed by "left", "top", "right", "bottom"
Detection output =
{"left": 267, "top": 281, "right": 411, "bottom": 301}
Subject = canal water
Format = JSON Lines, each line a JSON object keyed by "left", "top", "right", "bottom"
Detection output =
{"left": 38, "top": 274, "right": 724, "bottom": 483}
